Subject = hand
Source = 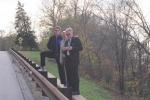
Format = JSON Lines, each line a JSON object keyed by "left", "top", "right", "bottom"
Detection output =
{"left": 63, "top": 47, "right": 69, "bottom": 51}
{"left": 68, "top": 46, "right": 72, "bottom": 50}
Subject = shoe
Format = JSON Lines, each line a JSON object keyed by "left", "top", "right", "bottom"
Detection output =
{"left": 40, "top": 67, "right": 46, "bottom": 71}
{"left": 72, "top": 91, "right": 80, "bottom": 95}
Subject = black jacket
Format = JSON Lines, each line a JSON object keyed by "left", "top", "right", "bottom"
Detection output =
{"left": 47, "top": 35, "right": 62, "bottom": 55}
{"left": 64, "top": 37, "right": 83, "bottom": 62}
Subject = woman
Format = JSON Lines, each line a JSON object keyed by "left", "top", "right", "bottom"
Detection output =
{"left": 60, "top": 31, "right": 68, "bottom": 86}
{"left": 63, "top": 27, "right": 83, "bottom": 95}
{"left": 60, "top": 31, "right": 68, "bottom": 65}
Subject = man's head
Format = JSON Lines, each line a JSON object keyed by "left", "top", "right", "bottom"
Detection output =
{"left": 53, "top": 26, "right": 61, "bottom": 36}
{"left": 65, "top": 27, "right": 73, "bottom": 39}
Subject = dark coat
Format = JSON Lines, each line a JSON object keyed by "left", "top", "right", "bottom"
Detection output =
{"left": 64, "top": 37, "right": 83, "bottom": 92}
{"left": 64, "top": 37, "right": 83, "bottom": 64}
{"left": 47, "top": 35, "right": 62, "bottom": 53}
{"left": 47, "top": 35, "right": 62, "bottom": 58}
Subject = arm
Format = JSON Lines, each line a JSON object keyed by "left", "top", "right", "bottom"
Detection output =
{"left": 71, "top": 38, "right": 83, "bottom": 52}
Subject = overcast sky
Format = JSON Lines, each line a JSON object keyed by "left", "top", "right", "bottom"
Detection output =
{"left": 0, "top": 0, "right": 42, "bottom": 34}
{"left": 0, "top": 0, "right": 149, "bottom": 35}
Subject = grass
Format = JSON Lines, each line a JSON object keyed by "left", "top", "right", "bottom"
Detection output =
{"left": 20, "top": 51, "right": 120, "bottom": 100}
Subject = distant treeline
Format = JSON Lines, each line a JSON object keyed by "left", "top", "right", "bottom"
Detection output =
{"left": 39, "top": 0, "right": 150, "bottom": 99}
{"left": 0, "top": 34, "right": 16, "bottom": 51}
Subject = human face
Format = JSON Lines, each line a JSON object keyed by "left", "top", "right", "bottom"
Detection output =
{"left": 62, "top": 31, "right": 68, "bottom": 40}
{"left": 66, "top": 31, "right": 73, "bottom": 39}
{"left": 54, "top": 28, "right": 61, "bottom": 36}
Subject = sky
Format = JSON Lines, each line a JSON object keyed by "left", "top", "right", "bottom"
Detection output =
{"left": 0, "top": 0, "right": 42, "bottom": 36}
{"left": 138, "top": 0, "right": 150, "bottom": 20}
{"left": 0, "top": 0, "right": 149, "bottom": 36}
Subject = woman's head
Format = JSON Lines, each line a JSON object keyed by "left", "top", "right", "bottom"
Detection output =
{"left": 61, "top": 31, "right": 68, "bottom": 40}
{"left": 65, "top": 27, "right": 73, "bottom": 39}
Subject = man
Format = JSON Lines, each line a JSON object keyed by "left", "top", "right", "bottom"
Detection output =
{"left": 63, "top": 27, "right": 83, "bottom": 95}
{"left": 40, "top": 26, "right": 66, "bottom": 85}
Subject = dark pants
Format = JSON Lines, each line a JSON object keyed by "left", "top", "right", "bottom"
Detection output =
{"left": 65, "top": 56, "right": 80, "bottom": 93}
{"left": 40, "top": 51, "right": 66, "bottom": 84}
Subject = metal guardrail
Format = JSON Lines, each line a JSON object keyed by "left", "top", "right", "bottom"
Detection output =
{"left": 9, "top": 48, "right": 70, "bottom": 100}
{"left": 9, "top": 48, "right": 86, "bottom": 100}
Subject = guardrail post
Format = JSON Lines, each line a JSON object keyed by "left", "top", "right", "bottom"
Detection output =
{"left": 29, "top": 60, "right": 32, "bottom": 64}
{"left": 36, "top": 83, "right": 40, "bottom": 88}
{"left": 59, "top": 87, "right": 72, "bottom": 100}
{"left": 34, "top": 64, "right": 41, "bottom": 70}
{"left": 42, "top": 90, "right": 47, "bottom": 97}
{"left": 24, "top": 57, "right": 28, "bottom": 61}
{"left": 26, "top": 58, "right": 30, "bottom": 63}
{"left": 31, "top": 61, "right": 36, "bottom": 66}
{"left": 48, "top": 78, "right": 57, "bottom": 87}
{"left": 38, "top": 70, "right": 48, "bottom": 78}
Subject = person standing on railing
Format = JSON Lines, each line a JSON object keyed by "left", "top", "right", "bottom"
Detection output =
{"left": 63, "top": 27, "right": 83, "bottom": 95}
{"left": 40, "top": 26, "right": 66, "bottom": 85}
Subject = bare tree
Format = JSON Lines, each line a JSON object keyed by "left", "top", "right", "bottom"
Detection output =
{"left": 40, "top": 0, "right": 66, "bottom": 31}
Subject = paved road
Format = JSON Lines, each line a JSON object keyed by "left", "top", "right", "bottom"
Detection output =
{"left": 0, "top": 51, "right": 34, "bottom": 100}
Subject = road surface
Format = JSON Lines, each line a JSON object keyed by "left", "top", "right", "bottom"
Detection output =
{"left": 0, "top": 51, "right": 34, "bottom": 100}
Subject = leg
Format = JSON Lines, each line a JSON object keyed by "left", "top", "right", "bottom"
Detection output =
{"left": 69, "top": 58, "right": 80, "bottom": 94}
{"left": 65, "top": 57, "right": 80, "bottom": 94}
{"left": 55, "top": 57, "right": 66, "bottom": 85}
{"left": 40, "top": 51, "right": 54, "bottom": 67}
{"left": 71, "top": 63, "right": 80, "bottom": 93}
{"left": 65, "top": 57, "right": 72, "bottom": 87}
